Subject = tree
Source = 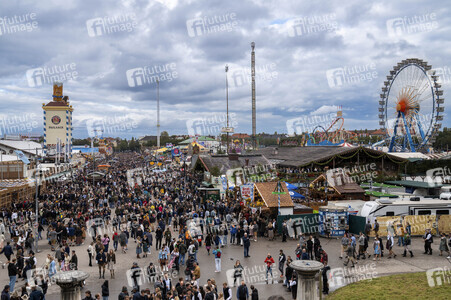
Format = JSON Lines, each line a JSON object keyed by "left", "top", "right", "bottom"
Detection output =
{"left": 161, "top": 131, "right": 169, "bottom": 138}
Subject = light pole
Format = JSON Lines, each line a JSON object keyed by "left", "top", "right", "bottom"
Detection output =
{"left": 34, "top": 160, "right": 40, "bottom": 253}
{"left": 225, "top": 65, "right": 229, "bottom": 155}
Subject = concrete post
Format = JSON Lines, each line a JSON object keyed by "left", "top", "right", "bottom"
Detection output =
{"left": 53, "top": 270, "right": 89, "bottom": 300}
{"left": 290, "top": 260, "right": 323, "bottom": 300}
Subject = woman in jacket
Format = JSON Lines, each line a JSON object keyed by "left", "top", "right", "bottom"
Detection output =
{"left": 101, "top": 280, "right": 109, "bottom": 300}
{"left": 233, "top": 260, "right": 244, "bottom": 287}
{"left": 106, "top": 249, "right": 116, "bottom": 278}
{"left": 439, "top": 233, "right": 450, "bottom": 257}
{"left": 205, "top": 234, "right": 212, "bottom": 255}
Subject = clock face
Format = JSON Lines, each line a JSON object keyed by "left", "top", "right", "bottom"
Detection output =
{"left": 52, "top": 115, "right": 61, "bottom": 125}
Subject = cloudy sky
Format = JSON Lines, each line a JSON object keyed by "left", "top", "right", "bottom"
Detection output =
{"left": 0, "top": 0, "right": 449, "bottom": 139}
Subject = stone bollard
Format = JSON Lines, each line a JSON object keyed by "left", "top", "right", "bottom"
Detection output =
{"left": 290, "top": 260, "right": 323, "bottom": 300}
{"left": 53, "top": 270, "right": 90, "bottom": 300}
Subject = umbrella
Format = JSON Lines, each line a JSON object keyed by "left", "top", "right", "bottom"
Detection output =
{"left": 289, "top": 190, "right": 305, "bottom": 199}
{"left": 284, "top": 182, "right": 298, "bottom": 190}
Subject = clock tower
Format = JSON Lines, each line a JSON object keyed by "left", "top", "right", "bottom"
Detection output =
{"left": 42, "top": 82, "right": 73, "bottom": 159}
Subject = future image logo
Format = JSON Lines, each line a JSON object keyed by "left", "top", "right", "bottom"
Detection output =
{"left": 186, "top": 113, "right": 237, "bottom": 136}
{"left": 26, "top": 63, "right": 78, "bottom": 88}
{"left": 286, "top": 14, "right": 338, "bottom": 37}
{"left": 328, "top": 263, "right": 377, "bottom": 289}
{"left": 386, "top": 13, "right": 438, "bottom": 38}
{"left": 186, "top": 13, "right": 238, "bottom": 37}
{"left": 426, "top": 267, "right": 451, "bottom": 287}
{"left": 326, "top": 64, "right": 378, "bottom": 88}
{"left": 126, "top": 63, "right": 178, "bottom": 87}
{"left": 86, "top": 14, "right": 137, "bottom": 37}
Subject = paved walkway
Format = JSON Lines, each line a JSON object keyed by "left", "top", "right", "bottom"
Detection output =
{"left": 1, "top": 230, "right": 448, "bottom": 299}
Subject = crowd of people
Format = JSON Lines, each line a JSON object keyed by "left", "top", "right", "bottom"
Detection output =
{"left": 0, "top": 152, "right": 297, "bottom": 300}
{"left": 0, "top": 151, "right": 449, "bottom": 300}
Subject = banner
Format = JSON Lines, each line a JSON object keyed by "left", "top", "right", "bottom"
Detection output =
{"left": 240, "top": 183, "right": 254, "bottom": 202}
{"left": 14, "top": 150, "right": 30, "bottom": 165}
{"left": 221, "top": 175, "right": 228, "bottom": 191}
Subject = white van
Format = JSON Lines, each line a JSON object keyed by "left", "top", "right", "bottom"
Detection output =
{"left": 440, "top": 186, "right": 451, "bottom": 200}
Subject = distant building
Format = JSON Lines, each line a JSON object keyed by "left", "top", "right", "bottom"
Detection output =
{"left": 42, "top": 82, "right": 73, "bottom": 158}
{"left": 232, "top": 133, "right": 250, "bottom": 139}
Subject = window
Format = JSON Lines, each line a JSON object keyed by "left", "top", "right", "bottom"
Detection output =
{"left": 386, "top": 211, "right": 395, "bottom": 216}
{"left": 436, "top": 210, "right": 449, "bottom": 215}
{"left": 418, "top": 210, "right": 431, "bottom": 215}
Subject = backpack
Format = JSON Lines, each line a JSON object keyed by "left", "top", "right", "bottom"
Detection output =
{"left": 217, "top": 251, "right": 221, "bottom": 258}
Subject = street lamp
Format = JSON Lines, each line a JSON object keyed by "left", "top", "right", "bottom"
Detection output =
{"left": 34, "top": 164, "right": 41, "bottom": 253}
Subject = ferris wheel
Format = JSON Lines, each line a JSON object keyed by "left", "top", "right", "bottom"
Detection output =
{"left": 378, "top": 58, "right": 444, "bottom": 152}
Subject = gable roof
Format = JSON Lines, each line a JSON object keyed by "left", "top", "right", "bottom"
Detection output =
{"left": 254, "top": 182, "right": 294, "bottom": 208}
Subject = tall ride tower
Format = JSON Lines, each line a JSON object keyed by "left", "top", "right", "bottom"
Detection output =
{"left": 251, "top": 42, "right": 256, "bottom": 148}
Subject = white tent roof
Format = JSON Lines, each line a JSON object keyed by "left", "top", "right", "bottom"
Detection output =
{"left": 0, "top": 140, "right": 43, "bottom": 156}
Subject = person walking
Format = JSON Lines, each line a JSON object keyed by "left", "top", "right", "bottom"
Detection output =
{"left": 402, "top": 233, "right": 414, "bottom": 257}
{"left": 373, "top": 237, "right": 381, "bottom": 261}
{"left": 439, "top": 233, "right": 450, "bottom": 257}
{"left": 233, "top": 260, "right": 244, "bottom": 287}
{"left": 0, "top": 242, "right": 14, "bottom": 262}
{"left": 278, "top": 250, "right": 286, "bottom": 278}
{"left": 96, "top": 249, "right": 106, "bottom": 279}
{"left": 212, "top": 246, "right": 222, "bottom": 272}
{"left": 373, "top": 220, "right": 379, "bottom": 236}
{"left": 223, "top": 282, "right": 232, "bottom": 300}
{"left": 1, "top": 285, "right": 10, "bottom": 300}
{"left": 243, "top": 233, "right": 250, "bottom": 258}
{"left": 236, "top": 281, "right": 248, "bottom": 300}
{"left": 7, "top": 259, "right": 17, "bottom": 293}
{"left": 205, "top": 233, "right": 212, "bottom": 255}
{"left": 340, "top": 233, "right": 349, "bottom": 259}
{"left": 264, "top": 253, "right": 275, "bottom": 283}
{"left": 87, "top": 242, "right": 94, "bottom": 267}
{"left": 250, "top": 285, "right": 258, "bottom": 300}
{"left": 101, "top": 280, "right": 109, "bottom": 300}
{"left": 357, "top": 232, "right": 366, "bottom": 260}
{"left": 70, "top": 250, "right": 78, "bottom": 270}
{"left": 386, "top": 233, "right": 397, "bottom": 259}
{"left": 423, "top": 229, "right": 433, "bottom": 255}
{"left": 344, "top": 240, "right": 355, "bottom": 267}
{"left": 106, "top": 249, "right": 116, "bottom": 278}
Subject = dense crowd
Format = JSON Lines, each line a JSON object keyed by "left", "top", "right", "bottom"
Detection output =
{"left": 0, "top": 152, "right": 295, "bottom": 300}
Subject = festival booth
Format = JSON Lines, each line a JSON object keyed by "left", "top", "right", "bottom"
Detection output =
{"left": 318, "top": 206, "right": 349, "bottom": 237}
{"left": 253, "top": 182, "right": 294, "bottom": 215}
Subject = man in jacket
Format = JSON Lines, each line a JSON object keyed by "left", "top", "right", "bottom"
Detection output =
{"left": 236, "top": 281, "right": 248, "bottom": 300}
{"left": 0, "top": 242, "right": 14, "bottom": 262}
{"left": 278, "top": 250, "right": 286, "bottom": 278}
{"left": 1, "top": 285, "right": 10, "bottom": 300}
{"left": 7, "top": 259, "right": 17, "bottom": 293}
{"left": 243, "top": 233, "right": 251, "bottom": 258}
{"left": 29, "top": 285, "right": 44, "bottom": 300}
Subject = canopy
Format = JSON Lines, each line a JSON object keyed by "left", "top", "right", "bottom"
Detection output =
{"left": 288, "top": 190, "right": 305, "bottom": 199}
{"left": 284, "top": 182, "right": 298, "bottom": 190}
{"left": 191, "top": 142, "right": 205, "bottom": 149}
{"left": 339, "top": 142, "right": 354, "bottom": 147}
{"left": 155, "top": 147, "right": 168, "bottom": 153}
